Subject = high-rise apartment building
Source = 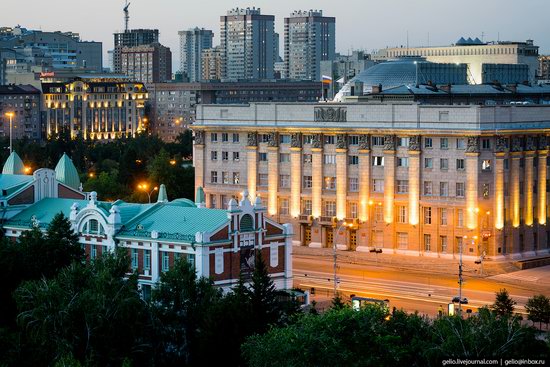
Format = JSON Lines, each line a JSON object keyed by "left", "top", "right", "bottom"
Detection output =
{"left": 284, "top": 10, "right": 335, "bottom": 81}
{"left": 201, "top": 47, "right": 223, "bottom": 81}
{"left": 0, "top": 85, "right": 42, "bottom": 140}
{"left": 112, "top": 29, "right": 159, "bottom": 73}
{"left": 121, "top": 43, "right": 172, "bottom": 84}
{"left": 179, "top": 28, "right": 213, "bottom": 82}
{"left": 220, "top": 7, "right": 275, "bottom": 80}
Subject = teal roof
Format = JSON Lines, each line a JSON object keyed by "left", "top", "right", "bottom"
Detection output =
{"left": 4, "top": 198, "right": 88, "bottom": 229}
{"left": 2, "top": 151, "right": 25, "bottom": 175}
{"left": 55, "top": 153, "right": 80, "bottom": 190}
{"left": 0, "top": 174, "right": 33, "bottom": 199}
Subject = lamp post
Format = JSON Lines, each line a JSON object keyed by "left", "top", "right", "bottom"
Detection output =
{"left": 332, "top": 218, "right": 350, "bottom": 297}
{"left": 138, "top": 183, "right": 158, "bottom": 203}
{"left": 5, "top": 112, "right": 14, "bottom": 153}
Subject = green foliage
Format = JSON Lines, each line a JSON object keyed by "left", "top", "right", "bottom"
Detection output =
{"left": 525, "top": 294, "right": 550, "bottom": 329}
{"left": 492, "top": 288, "right": 517, "bottom": 317}
{"left": 331, "top": 295, "right": 346, "bottom": 310}
{"left": 84, "top": 170, "right": 129, "bottom": 201}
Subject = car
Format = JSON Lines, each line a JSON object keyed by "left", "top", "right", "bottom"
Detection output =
{"left": 452, "top": 296, "right": 468, "bottom": 304}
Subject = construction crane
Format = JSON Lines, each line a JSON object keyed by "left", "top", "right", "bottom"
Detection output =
{"left": 123, "top": 0, "right": 131, "bottom": 32}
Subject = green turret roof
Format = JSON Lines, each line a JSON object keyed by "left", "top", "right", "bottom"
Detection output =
{"left": 55, "top": 153, "right": 80, "bottom": 190}
{"left": 196, "top": 186, "right": 205, "bottom": 204}
{"left": 2, "top": 151, "right": 25, "bottom": 175}
{"left": 157, "top": 184, "right": 168, "bottom": 202}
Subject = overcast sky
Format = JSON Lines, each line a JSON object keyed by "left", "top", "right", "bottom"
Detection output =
{"left": 2, "top": 0, "right": 549, "bottom": 68}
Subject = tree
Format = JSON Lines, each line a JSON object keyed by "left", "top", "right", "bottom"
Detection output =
{"left": 147, "top": 148, "right": 194, "bottom": 200}
{"left": 492, "top": 288, "right": 516, "bottom": 317}
{"left": 525, "top": 294, "right": 550, "bottom": 329}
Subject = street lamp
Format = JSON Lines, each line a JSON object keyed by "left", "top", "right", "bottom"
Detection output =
{"left": 137, "top": 183, "right": 158, "bottom": 203}
{"left": 5, "top": 112, "right": 14, "bottom": 153}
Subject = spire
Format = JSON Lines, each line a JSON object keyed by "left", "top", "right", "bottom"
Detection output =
{"left": 195, "top": 186, "right": 205, "bottom": 208}
{"left": 2, "top": 151, "right": 25, "bottom": 175}
{"left": 157, "top": 184, "right": 168, "bottom": 203}
{"left": 55, "top": 153, "right": 81, "bottom": 190}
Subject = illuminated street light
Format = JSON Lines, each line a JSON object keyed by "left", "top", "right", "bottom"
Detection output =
{"left": 138, "top": 183, "right": 158, "bottom": 203}
{"left": 5, "top": 112, "right": 14, "bottom": 154}
{"left": 24, "top": 166, "right": 31, "bottom": 174}
{"left": 169, "top": 159, "right": 176, "bottom": 166}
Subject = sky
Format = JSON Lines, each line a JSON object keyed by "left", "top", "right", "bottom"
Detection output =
{"left": 1, "top": 0, "right": 549, "bottom": 69}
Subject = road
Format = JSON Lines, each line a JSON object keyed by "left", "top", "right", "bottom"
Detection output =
{"left": 293, "top": 254, "right": 550, "bottom": 316}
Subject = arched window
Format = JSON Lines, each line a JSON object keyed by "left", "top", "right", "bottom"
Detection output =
{"left": 240, "top": 214, "right": 254, "bottom": 232}
{"left": 83, "top": 219, "right": 105, "bottom": 235}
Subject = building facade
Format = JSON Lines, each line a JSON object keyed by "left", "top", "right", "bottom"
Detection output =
{"left": 112, "top": 29, "right": 159, "bottom": 74}
{"left": 0, "top": 84, "right": 42, "bottom": 140}
{"left": 320, "top": 51, "right": 376, "bottom": 100}
{"left": 179, "top": 28, "right": 214, "bottom": 82}
{"left": 193, "top": 102, "right": 550, "bottom": 262}
{"left": 538, "top": 55, "right": 550, "bottom": 82}
{"left": 42, "top": 77, "right": 148, "bottom": 140}
{"left": 375, "top": 39, "right": 539, "bottom": 84}
{"left": 284, "top": 10, "right": 335, "bottom": 81}
{"left": 201, "top": 47, "right": 223, "bottom": 81}
{"left": 220, "top": 7, "right": 275, "bottom": 80}
{"left": 121, "top": 43, "right": 172, "bottom": 84}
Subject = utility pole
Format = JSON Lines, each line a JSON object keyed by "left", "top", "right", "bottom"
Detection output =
{"left": 458, "top": 237, "right": 464, "bottom": 315}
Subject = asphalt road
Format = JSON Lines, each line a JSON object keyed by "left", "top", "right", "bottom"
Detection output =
{"left": 293, "top": 254, "right": 550, "bottom": 316}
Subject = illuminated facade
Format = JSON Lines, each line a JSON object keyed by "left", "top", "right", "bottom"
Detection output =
{"left": 42, "top": 78, "right": 148, "bottom": 140}
{"left": 193, "top": 102, "right": 550, "bottom": 261}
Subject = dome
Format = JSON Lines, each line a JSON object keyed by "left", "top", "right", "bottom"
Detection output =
{"left": 55, "top": 153, "right": 81, "bottom": 190}
{"left": 2, "top": 151, "right": 25, "bottom": 175}
{"left": 335, "top": 57, "right": 427, "bottom": 101}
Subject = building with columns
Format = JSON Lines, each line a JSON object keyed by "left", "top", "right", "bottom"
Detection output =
{"left": 193, "top": 101, "right": 550, "bottom": 262}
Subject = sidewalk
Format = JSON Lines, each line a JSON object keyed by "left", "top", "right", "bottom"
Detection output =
{"left": 293, "top": 246, "right": 522, "bottom": 277}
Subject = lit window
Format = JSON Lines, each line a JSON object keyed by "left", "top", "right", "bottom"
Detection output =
{"left": 348, "top": 202, "right": 358, "bottom": 218}
{"left": 424, "top": 234, "right": 432, "bottom": 251}
{"left": 373, "top": 156, "right": 384, "bottom": 166}
{"left": 302, "top": 199, "right": 312, "bottom": 215}
{"left": 482, "top": 160, "right": 492, "bottom": 171}
{"left": 397, "top": 206, "right": 408, "bottom": 223}
{"left": 440, "top": 208, "right": 448, "bottom": 225}
{"left": 424, "top": 207, "right": 432, "bottom": 224}
{"left": 233, "top": 172, "right": 240, "bottom": 185}
{"left": 324, "top": 176, "right": 336, "bottom": 190}
{"left": 324, "top": 201, "right": 336, "bottom": 217}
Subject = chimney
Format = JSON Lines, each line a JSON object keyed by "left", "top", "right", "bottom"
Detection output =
{"left": 371, "top": 84, "right": 383, "bottom": 94}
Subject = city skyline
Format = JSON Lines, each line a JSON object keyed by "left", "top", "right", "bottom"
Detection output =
{"left": 2, "top": 0, "right": 549, "bottom": 69}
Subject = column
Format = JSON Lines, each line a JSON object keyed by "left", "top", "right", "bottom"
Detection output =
{"left": 312, "top": 145, "right": 323, "bottom": 218}
{"left": 193, "top": 131, "right": 205, "bottom": 189}
{"left": 358, "top": 135, "right": 371, "bottom": 223}
{"left": 290, "top": 146, "right": 302, "bottom": 218}
{"left": 494, "top": 152, "right": 505, "bottom": 230}
{"left": 336, "top": 134, "right": 348, "bottom": 220}
{"left": 466, "top": 137, "right": 480, "bottom": 230}
{"left": 247, "top": 145, "right": 258, "bottom": 201}
{"left": 383, "top": 135, "right": 396, "bottom": 224}
{"left": 538, "top": 145, "right": 548, "bottom": 226}
{"left": 510, "top": 152, "right": 521, "bottom": 228}
{"left": 267, "top": 132, "right": 279, "bottom": 215}
{"left": 408, "top": 136, "right": 421, "bottom": 226}
{"left": 524, "top": 151, "right": 535, "bottom": 226}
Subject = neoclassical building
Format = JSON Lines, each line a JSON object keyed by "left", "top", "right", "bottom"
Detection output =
{"left": 193, "top": 102, "right": 550, "bottom": 261}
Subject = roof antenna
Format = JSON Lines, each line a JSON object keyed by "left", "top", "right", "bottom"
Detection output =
{"left": 123, "top": 0, "right": 131, "bottom": 32}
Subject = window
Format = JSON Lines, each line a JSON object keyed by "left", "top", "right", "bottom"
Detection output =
{"left": 348, "top": 177, "right": 359, "bottom": 192}
{"left": 91, "top": 245, "right": 97, "bottom": 259}
{"left": 279, "top": 153, "right": 290, "bottom": 163}
{"left": 324, "top": 201, "right": 336, "bottom": 217}
{"left": 348, "top": 135, "right": 359, "bottom": 145}
{"left": 348, "top": 202, "right": 358, "bottom": 218}
{"left": 221, "top": 172, "right": 229, "bottom": 184}
{"left": 303, "top": 154, "right": 312, "bottom": 163}
{"left": 211, "top": 151, "right": 218, "bottom": 161}
{"left": 324, "top": 154, "right": 336, "bottom": 164}
{"left": 279, "top": 174, "right": 290, "bottom": 188}
{"left": 483, "top": 183, "right": 490, "bottom": 198}
{"left": 373, "top": 179, "right": 384, "bottom": 193}
{"left": 222, "top": 151, "right": 229, "bottom": 161}
{"left": 424, "top": 158, "right": 433, "bottom": 169}
{"left": 482, "top": 160, "right": 492, "bottom": 171}
{"left": 456, "top": 159, "right": 465, "bottom": 170}
{"left": 456, "top": 236, "right": 464, "bottom": 251}
{"left": 440, "top": 208, "right": 448, "bottom": 225}
{"left": 440, "top": 236, "right": 448, "bottom": 253}
{"left": 303, "top": 135, "right": 313, "bottom": 145}
{"left": 324, "top": 176, "right": 336, "bottom": 190}
{"left": 324, "top": 135, "right": 335, "bottom": 145}
{"left": 456, "top": 182, "right": 465, "bottom": 197}
{"left": 398, "top": 137, "right": 409, "bottom": 147}
{"left": 398, "top": 206, "right": 408, "bottom": 223}
{"left": 398, "top": 233, "right": 408, "bottom": 249}
{"left": 259, "top": 153, "right": 267, "bottom": 161}
{"left": 221, "top": 195, "right": 229, "bottom": 209}
{"left": 440, "top": 158, "right": 449, "bottom": 170}
{"left": 211, "top": 171, "right": 218, "bottom": 183}
{"left": 457, "top": 209, "right": 464, "bottom": 227}
{"left": 375, "top": 205, "right": 384, "bottom": 222}
{"left": 424, "top": 207, "right": 432, "bottom": 224}
{"left": 279, "top": 198, "right": 289, "bottom": 215}
{"left": 440, "top": 182, "right": 449, "bottom": 197}
{"left": 481, "top": 138, "right": 491, "bottom": 150}
{"left": 232, "top": 133, "right": 239, "bottom": 143}
{"left": 233, "top": 152, "right": 240, "bottom": 161}
{"left": 303, "top": 176, "right": 313, "bottom": 189}
{"left": 424, "top": 234, "right": 432, "bottom": 251}
{"left": 144, "top": 249, "right": 151, "bottom": 270}
{"left": 131, "top": 249, "right": 138, "bottom": 270}
{"left": 424, "top": 137, "right": 433, "bottom": 148}
{"left": 372, "top": 136, "right": 384, "bottom": 146}
{"left": 397, "top": 157, "right": 409, "bottom": 167}
{"left": 260, "top": 134, "right": 270, "bottom": 143}
{"left": 456, "top": 139, "right": 465, "bottom": 149}
{"left": 162, "top": 252, "right": 169, "bottom": 272}
{"left": 222, "top": 133, "right": 229, "bottom": 142}
{"left": 302, "top": 199, "right": 312, "bottom": 215}
{"left": 397, "top": 180, "right": 408, "bottom": 194}
{"left": 373, "top": 156, "right": 384, "bottom": 166}
{"left": 279, "top": 134, "right": 290, "bottom": 144}
{"left": 258, "top": 173, "right": 268, "bottom": 186}
{"left": 233, "top": 172, "right": 240, "bottom": 184}
{"left": 423, "top": 181, "right": 433, "bottom": 196}
{"left": 440, "top": 138, "right": 449, "bottom": 149}
{"left": 211, "top": 133, "right": 218, "bottom": 142}
{"left": 348, "top": 156, "right": 359, "bottom": 165}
